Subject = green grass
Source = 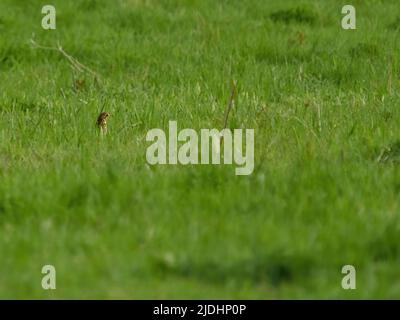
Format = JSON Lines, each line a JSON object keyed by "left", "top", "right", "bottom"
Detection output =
{"left": 1, "top": 0, "right": 400, "bottom": 299}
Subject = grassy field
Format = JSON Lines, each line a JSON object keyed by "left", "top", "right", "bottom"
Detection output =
{"left": 1, "top": 0, "right": 400, "bottom": 299}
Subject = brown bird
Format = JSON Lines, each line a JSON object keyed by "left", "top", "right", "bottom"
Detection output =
{"left": 96, "top": 112, "right": 111, "bottom": 135}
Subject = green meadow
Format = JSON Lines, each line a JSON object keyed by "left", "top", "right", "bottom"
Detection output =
{"left": 1, "top": 0, "right": 400, "bottom": 299}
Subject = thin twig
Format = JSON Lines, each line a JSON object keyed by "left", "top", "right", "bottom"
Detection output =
{"left": 30, "top": 36, "right": 102, "bottom": 82}
{"left": 220, "top": 81, "right": 237, "bottom": 148}
{"left": 222, "top": 80, "right": 237, "bottom": 129}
